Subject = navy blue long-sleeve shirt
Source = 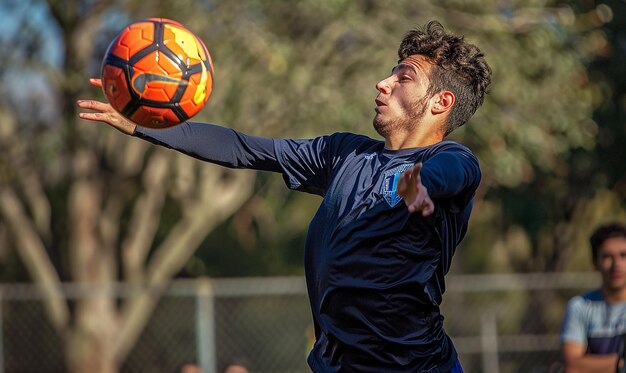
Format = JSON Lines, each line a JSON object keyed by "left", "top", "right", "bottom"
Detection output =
{"left": 135, "top": 122, "right": 481, "bottom": 372}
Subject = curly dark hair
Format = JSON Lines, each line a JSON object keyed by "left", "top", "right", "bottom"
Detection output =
{"left": 590, "top": 222, "right": 626, "bottom": 261}
{"left": 398, "top": 21, "right": 492, "bottom": 135}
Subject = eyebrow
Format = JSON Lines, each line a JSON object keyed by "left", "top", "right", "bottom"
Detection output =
{"left": 392, "top": 63, "right": 418, "bottom": 75}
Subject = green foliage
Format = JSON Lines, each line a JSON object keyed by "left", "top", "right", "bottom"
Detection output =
{"left": 457, "top": 1, "right": 626, "bottom": 274}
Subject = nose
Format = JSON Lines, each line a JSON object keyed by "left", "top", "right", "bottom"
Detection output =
{"left": 376, "top": 77, "right": 391, "bottom": 94}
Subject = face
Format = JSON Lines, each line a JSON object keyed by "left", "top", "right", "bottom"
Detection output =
{"left": 373, "top": 55, "right": 433, "bottom": 138}
{"left": 595, "top": 237, "right": 626, "bottom": 294}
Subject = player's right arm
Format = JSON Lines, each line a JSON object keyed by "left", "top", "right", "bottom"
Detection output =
{"left": 77, "top": 78, "right": 137, "bottom": 135}
{"left": 77, "top": 78, "right": 282, "bottom": 172}
{"left": 562, "top": 341, "right": 618, "bottom": 373}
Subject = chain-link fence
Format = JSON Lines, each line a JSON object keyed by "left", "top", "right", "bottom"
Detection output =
{"left": 0, "top": 272, "right": 599, "bottom": 373}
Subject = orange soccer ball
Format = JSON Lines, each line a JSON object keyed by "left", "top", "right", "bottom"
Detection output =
{"left": 101, "top": 18, "right": 213, "bottom": 128}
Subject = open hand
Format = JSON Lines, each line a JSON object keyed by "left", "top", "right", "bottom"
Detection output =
{"left": 397, "top": 162, "right": 435, "bottom": 216}
{"left": 76, "top": 78, "right": 137, "bottom": 135}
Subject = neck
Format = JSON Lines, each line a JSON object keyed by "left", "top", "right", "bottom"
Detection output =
{"left": 384, "top": 126, "right": 445, "bottom": 150}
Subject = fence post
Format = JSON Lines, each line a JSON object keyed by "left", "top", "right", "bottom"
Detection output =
{"left": 481, "top": 310, "right": 499, "bottom": 373}
{"left": 197, "top": 278, "right": 216, "bottom": 373}
{"left": 0, "top": 290, "right": 4, "bottom": 373}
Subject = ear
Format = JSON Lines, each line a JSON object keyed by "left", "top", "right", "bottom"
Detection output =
{"left": 431, "top": 91, "right": 455, "bottom": 115}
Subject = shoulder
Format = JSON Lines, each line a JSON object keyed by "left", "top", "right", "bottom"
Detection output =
{"left": 567, "top": 289, "right": 605, "bottom": 311}
{"left": 327, "top": 132, "right": 380, "bottom": 148}
{"left": 580, "top": 288, "right": 604, "bottom": 301}
{"left": 283, "top": 132, "right": 379, "bottom": 149}
{"left": 420, "top": 141, "right": 480, "bottom": 179}
{"left": 322, "top": 132, "right": 382, "bottom": 158}
{"left": 275, "top": 132, "right": 377, "bottom": 153}
{"left": 417, "top": 141, "right": 479, "bottom": 172}
{"left": 425, "top": 140, "right": 476, "bottom": 158}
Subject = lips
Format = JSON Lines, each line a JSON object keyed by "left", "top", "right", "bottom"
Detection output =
{"left": 609, "top": 272, "right": 626, "bottom": 283}
{"left": 375, "top": 98, "right": 386, "bottom": 113}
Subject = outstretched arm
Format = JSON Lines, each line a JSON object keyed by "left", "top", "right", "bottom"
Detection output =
{"left": 76, "top": 78, "right": 137, "bottom": 135}
{"left": 397, "top": 162, "right": 435, "bottom": 216}
{"left": 76, "top": 78, "right": 281, "bottom": 172}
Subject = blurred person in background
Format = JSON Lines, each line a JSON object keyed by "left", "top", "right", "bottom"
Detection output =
{"left": 78, "top": 21, "right": 491, "bottom": 372}
{"left": 223, "top": 362, "right": 249, "bottom": 373}
{"left": 220, "top": 356, "right": 250, "bottom": 373}
{"left": 176, "top": 362, "right": 202, "bottom": 373}
{"left": 175, "top": 359, "right": 250, "bottom": 373}
{"left": 561, "top": 222, "right": 626, "bottom": 373}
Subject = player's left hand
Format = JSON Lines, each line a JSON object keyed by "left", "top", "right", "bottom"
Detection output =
{"left": 397, "top": 162, "right": 435, "bottom": 216}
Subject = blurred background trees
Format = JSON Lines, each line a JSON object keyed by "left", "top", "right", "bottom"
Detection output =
{"left": 0, "top": 0, "right": 625, "bottom": 372}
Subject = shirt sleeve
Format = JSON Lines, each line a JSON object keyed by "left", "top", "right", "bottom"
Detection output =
{"left": 420, "top": 143, "right": 481, "bottom": 212}
{"left": 560, "top": 296, "right": 588, "bottom": 345}
{"left": 133, "top": 122, "right": 282, "bottom": 172}
{"left": 273, "top": 132, "right": 366, "bottom": 197}
{"left": 273, "top": 135, "right": 333, "bottom": 196}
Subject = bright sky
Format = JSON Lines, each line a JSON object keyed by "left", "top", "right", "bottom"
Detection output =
{"left": 0, "top": 0, "right": 62, "bottom": 67}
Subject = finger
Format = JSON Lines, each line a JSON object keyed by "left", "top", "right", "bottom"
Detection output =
{"left": 78, "top": 112, "right": 109, "bottom": 122}
{"left": 421, "top": 199, "right": 435, "bottom": 217}
{"left": 407, "top": 200, "right": 430, "bottom": 215}
{"left": 407, "top": 197, "right": 424, "bottom": 214}
{"left": 397, "top": 170, "right": 411, "bottom": 196}
{"left": 76, "top": 99, "right": 112, "bottom": 112}
{"left": 89, "top": 78, "right": 103, "bottom": 88}
{"left": 412, "top": 162, "right": 423, "bottom": 182}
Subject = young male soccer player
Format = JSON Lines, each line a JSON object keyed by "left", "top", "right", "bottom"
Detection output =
{"left": 561, "top": 223, "right": 626, "bottom": 373}
{"left": 78, "top": 21, "right": 492, "bottom": 372}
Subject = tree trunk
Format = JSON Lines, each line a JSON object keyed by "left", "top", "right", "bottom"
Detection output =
{"left": 66, "top": 304, "right": 119, "bottom": 373}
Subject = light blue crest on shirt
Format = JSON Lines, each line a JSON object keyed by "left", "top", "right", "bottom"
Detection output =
{"left": 381, "top": 163, "right": 413, "bottom": 207}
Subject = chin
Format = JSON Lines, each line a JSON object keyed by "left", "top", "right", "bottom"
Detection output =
{"left": 608, "top": 282, "right": 626, "bottom": 292}
{"left": 372, "top": 117, "right": 392, "bottom": 138}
